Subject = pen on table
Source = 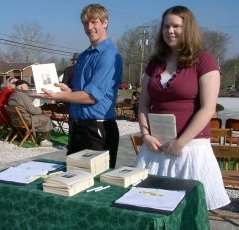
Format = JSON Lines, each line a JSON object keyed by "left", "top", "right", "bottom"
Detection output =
{"left": 86, "top": 186, "right": 103, "bottom": 193}
{"left": 94, "top": 185, "right": 111, "bottom": 192}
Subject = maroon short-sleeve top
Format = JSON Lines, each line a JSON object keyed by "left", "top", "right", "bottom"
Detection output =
{"left": 145, "top": 52, "right": 219, "bottom": 139}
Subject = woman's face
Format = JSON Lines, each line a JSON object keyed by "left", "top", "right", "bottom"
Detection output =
{"left": 162, "top": 14, "right": 183, "bottom": 50}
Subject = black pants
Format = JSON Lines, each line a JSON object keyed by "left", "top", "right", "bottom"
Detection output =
{"left": 67, "top": 120, "right": 119, "bottom": 168}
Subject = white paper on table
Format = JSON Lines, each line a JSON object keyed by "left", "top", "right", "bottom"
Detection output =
{"left": 15, "top": 161, "right": 64, "bottom": 172}
{"left": 0, "top": 167, "right": 48, "bottom": 184}
{"left": 115, "top": 187, "right": 186, "bottom": 211}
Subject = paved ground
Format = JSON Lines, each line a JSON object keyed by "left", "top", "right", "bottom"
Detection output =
{"left": 0, "top": 133, "right": 238, "bottom": 229}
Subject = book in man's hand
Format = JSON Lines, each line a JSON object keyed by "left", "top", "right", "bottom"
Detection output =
{"left": 31, "top": 63, "right": 61, "bottom": 93}
{"left": 66, "top": 149, "right": 109, "bottom": 175}
{"left": 100, "top": 166, "right": 148, "bottom": 188}
{"left": 43, "top": 170, "right": 94, "bottom": 196}
{"left": 148, "top": 113, "right": 177, "bottom": 144}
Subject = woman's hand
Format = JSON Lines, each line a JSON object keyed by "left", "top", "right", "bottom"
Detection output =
{"left": 160, "top": 139, "right": 184, "bottom": 155}
{"left": 143, "top": 135, "right": 162, "bottom": 151}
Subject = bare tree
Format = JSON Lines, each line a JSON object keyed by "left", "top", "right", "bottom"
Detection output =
{"left": 5, "top": 21, "right": 54, "bottom": 63}
{"left": 202, "top": 29, "right": 230, "bottom": 65}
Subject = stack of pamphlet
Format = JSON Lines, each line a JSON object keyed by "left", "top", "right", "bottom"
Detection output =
{"left": 100, "top": 166, "right": 148, "bottom": 188}
{"left": 66, "top": 149, "right": 109, "bottom": 175}
{"left": 43, "top": 170, "right": 94, "bottom": 196}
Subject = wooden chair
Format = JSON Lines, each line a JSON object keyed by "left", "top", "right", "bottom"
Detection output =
{"left": 0, "top": 109, "right": 13, "bottom": 142}
{"left": 225, "top": 118, "right": 239, "bottom": 145}
{"left": 121, "top": 98, "right": 134, "bottom": 119}
{"left": 210, "top": 118, "right": 222, "bottom": 144}
{"left": 211, "top": 145, "right": 239, "bottom": 189}
{"left": 5, "top": 105, "right": 36, "bottom": 146}
{"left": 130, "top": 135, "right": 143, "bottom": 155}
{"left": 49, "top": 103, "right": 69, "bottom": 134}
{"left": 211, "top": 128, "right": 233, "bottom": 145}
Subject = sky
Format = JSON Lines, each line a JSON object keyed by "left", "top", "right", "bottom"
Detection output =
{"left": 1, "top": 0, "right": 239, "bottom": 60}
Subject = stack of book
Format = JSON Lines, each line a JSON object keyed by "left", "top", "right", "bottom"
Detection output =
{"left": 100, "top": 166, "right": 148, "bottom": 188}
{"left": 66, "top": 149, "right": 109, "bottom": 175}
{"left": 43, "top": 170, "right": 94, "bottom": 196}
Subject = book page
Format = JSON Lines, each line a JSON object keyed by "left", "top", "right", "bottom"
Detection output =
{"left": 0, "top": 167, "right": 48, "bottom": 184}
{"left": 115, "top": 187, "right": 185, "bottom": 211}
{"left": 148, "top": 113, "right": 176, "bottom": 144}
{"left": 31, "top": 63, "right": 61, "bottom": 93}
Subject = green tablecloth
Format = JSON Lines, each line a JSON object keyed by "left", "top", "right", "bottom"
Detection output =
{"left": 0, "top": 174, "right": 209, "bottom": 230}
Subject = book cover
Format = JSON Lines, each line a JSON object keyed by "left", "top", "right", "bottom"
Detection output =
{"left": 100, "top": 166, "right": 148, "bottom": 188}
{"left": 43, "top": 170, "right": 94, "bottom": 196}
{"left": 66, "top": 149, "right": 109, "bottom": 168}
{"left": 31, "top": 63, "right": 61, "bottom": 93}
{"left": 148, "top": 113, "right": 177, "bottom": 144}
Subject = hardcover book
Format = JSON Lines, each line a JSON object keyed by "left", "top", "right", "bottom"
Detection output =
{"left": 43, "top": 170, "right": 94, "bottom": 196}
{"left": 100, "top": 166, "right": 148, "bottom": 188}
{"left": 148, "top": 113, "right": 177, "bottom": 144}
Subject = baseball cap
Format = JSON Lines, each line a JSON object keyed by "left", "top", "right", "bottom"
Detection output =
{"left": 15, "top": 80, "right": 30, "bottom": 87}
{"left": 71, "top": 52, "right": 79, "bottom": 61}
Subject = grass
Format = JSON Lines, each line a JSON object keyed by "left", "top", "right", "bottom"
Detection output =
{"left": 0, "top": 128, "right": 68, "bottom": 148}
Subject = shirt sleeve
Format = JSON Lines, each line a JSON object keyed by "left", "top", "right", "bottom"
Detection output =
{"left": 196, "top": 52, "right": 219, "bottom": 77}
{"left": 84, "top": 51, "right": 122, "bottom": 101}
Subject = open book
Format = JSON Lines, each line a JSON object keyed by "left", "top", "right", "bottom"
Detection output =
{"left": 43, "top": 170, "right": 94, "bottom": 196}
{"left": 148, "top": 113, "right": 177, "bottom": 144}
{"left": 0, "top": 161, "right": 64, "bottom": 184}
{"left": 100, "top": 166, "right": 148, "bottom": 188}
{"left": 31, "top": 63, "right": 61, "bottom": 93}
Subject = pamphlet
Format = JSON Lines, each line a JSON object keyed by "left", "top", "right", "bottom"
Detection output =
{"left": 148, "top": 113, "right": 177, "bottom": 144}
{"left": 31, "top": 63, "right": 61, "bottom": 93}
{"left": 115, "top": 187, "right": 185, "bottom": 212}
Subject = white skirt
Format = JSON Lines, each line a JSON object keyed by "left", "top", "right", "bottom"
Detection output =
{"left": 134, "top": 138, "right": 230, "bottom": 210}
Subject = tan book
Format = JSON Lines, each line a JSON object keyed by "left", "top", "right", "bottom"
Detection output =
{"left": 100, "top": 166, "right": 148, "bottom": 188}
{"left": 66, "top": 149, "right": 109, "bottom": 175}
{"left": 148, "top": 113, "right": 177, "bottom": 144}
{"left": 43, "top": 170, "right": 94, "bottom": 196}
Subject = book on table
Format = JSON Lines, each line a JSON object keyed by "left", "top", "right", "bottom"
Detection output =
{"left": 115, "top": 187, "right": 186, "bottom": 212}
{"left": 100, "top": 166, "right": 148, "bottom": 188}
{"left": 66, "top": 149, "right": 109, "bottom": 175}
{"left": 0, "top": 160, "right": 64, "bottom": 184}
{"left": 43, "top": 170, "right": 94, "bottom": 196}
{"left": 31, "top": 63, "right": 61, "bottom": 93}
{"left": 148, "top": 113, "right": 177, "bottom": 144}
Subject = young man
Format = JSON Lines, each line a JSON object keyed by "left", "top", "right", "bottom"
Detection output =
{"left": 8, "top": 80, "right": 53, "bottom": 147}
{"left": 31, "top": 4, "right": 123, "bottom": 168}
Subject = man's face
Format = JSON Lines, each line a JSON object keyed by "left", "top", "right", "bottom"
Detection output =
{"left": 17, "top": 83, "right": 29, "bottom": 91}
{"left": 83, "top": 18, "right": 108, "bottom": 46}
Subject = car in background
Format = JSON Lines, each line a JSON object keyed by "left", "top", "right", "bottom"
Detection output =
{"left": 119, "top": 82, "right": 130, "bottom": 90}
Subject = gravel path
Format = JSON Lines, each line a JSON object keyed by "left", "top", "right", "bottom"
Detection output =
{"left": 0, "top": 120, "right": 140, "bottom": 164}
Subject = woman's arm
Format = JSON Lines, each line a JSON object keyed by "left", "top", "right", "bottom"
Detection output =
{"left": 138, "top": 74, "right": 162, "bottom": 151}
{"left": 166, "top": 70, "right": 220, "bottom": 154}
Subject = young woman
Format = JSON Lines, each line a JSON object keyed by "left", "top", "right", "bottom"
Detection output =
{"left": 135, "top": 5, "right": 230, "bottom": 210}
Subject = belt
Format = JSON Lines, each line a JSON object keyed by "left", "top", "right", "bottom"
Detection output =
{"left": 73, "top": 119, "right": 107, "bottom": 126}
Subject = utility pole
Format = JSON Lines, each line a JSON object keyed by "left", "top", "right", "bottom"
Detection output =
{"left": 138, "top": 25, "right": 149, "bottom": 86}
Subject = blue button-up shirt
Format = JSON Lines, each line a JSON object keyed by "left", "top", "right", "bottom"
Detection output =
{"left": 69, "top": 39, "right": 123, "bottom": 120}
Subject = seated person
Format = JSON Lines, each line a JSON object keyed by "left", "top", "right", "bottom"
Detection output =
{"left": 0, "top": 77, "right": 18, "bottom": 124}
{"left": 131, "top": 91, "right": 141, "bottom": 120}
{"left": 8, "top": 80, "right": 53, "bottom": 147}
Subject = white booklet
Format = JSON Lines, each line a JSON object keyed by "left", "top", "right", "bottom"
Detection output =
{"left": 115, "top": 187, "right": 185, "bottom": 212}
{"left": 31, "top": 63, "right": 61, "bottom": 93}
{"left": 0, "top": 161, "right": 64, "bottom": 184}
{"left": 148, "top": 113, "right": 177, "bottom": 144}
